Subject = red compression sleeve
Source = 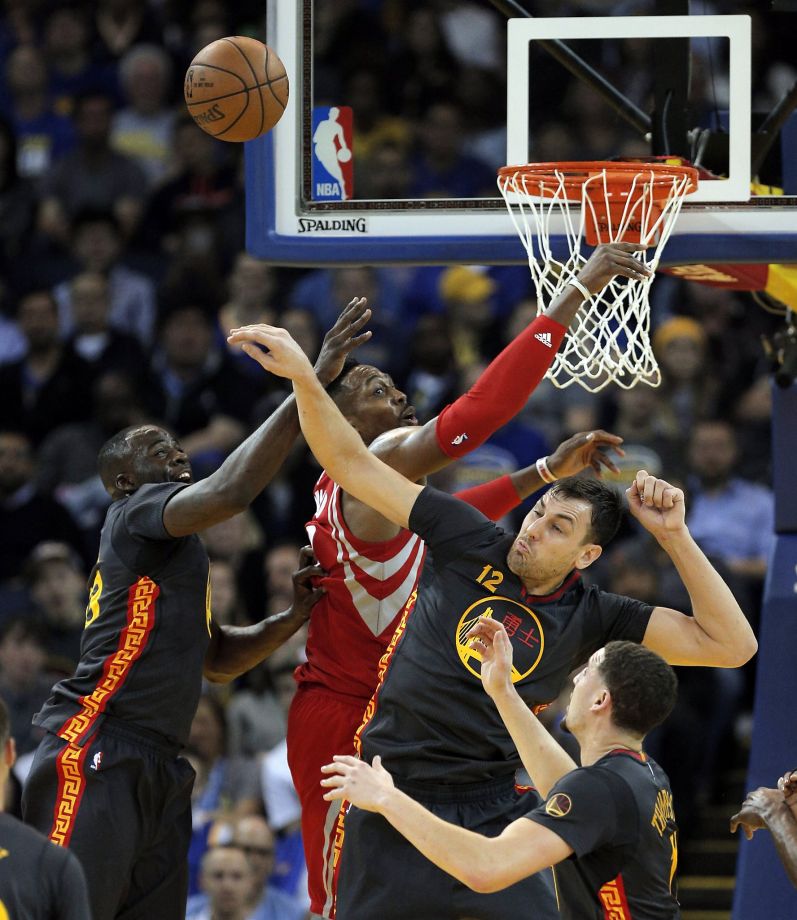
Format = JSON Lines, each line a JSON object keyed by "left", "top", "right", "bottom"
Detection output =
{"left": 435, "top": 314, "right": 566, "bottom": 458}
{"left": 454, "top": 475, "right": 521, "bottom": 521}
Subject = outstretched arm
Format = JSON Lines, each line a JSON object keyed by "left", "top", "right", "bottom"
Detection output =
{"left": 321, "top": 755, "right": 572, "bottom": 893}
{"left": 228, "top": 326, "right": 423, "bottom": 529}
{"left": 628, "top": 471, "right": 758, "bottom": 668}
{"left": 163, "top": 299, "right": 371, "bottom": 537}
{"left": 467, "top": 616, "right": 578, "bottom": 796}
{"left": 372, "top": 244, "right": 649, "bottom": 482}
{"left": 204, "top": 547, "right": 323, "bottom": 682}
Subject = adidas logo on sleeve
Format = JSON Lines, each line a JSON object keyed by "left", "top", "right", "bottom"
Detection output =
{"left": 534, "top": 332, "right": 553, "bottom": 348}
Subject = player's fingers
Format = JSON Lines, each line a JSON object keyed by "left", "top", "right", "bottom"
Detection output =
{"left": 729, "top": 816, "right": 739, "bottom": 833}
{"left": 609, "top": 241, "right": 650, "bottom": 253}
{"left": 586, "top": 429, "right": 623, "bottom": 445}
{"left": 592, "top": 450, "right": 620, "bottom": 474}
{"left": 373, "top": 755, "right": 382, "bottom": 769}
{"left": 346, "top": 331, "right": 373, "bottom": 348}
{"left": 240, "top": 343, "right": 271, "bottom": 370}
{"left": 652, "top": 479, "right": 667, "bottom": 506}
{"left": 332, "top": 754, "right": 359, "bottom": 766}
{"left": 298, "top": 545, "right": 316, "bottom": 566}
{"left": 347, "top": 307, "right": 372, "bottom": 332}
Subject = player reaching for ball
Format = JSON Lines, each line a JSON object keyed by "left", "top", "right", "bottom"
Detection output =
{"left": 230, "top": 301, "right": 756, "bottom": 920}
{"left": 21, "top": 300, "right": 369, "bottom": 920}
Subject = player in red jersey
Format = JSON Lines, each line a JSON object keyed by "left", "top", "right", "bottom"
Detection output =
{"left": 243, "top": 244, "right": 652, "bottom": 919}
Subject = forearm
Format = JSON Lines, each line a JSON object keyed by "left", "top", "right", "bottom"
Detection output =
{"left": 764, "top": 806, "right": 797, "bottom": 889}
{"left": 203, "top": 608, "right": 306, "bottom": 682}
{"left": 203, "top": 394, "right": 301, "bottom": 508}
{"left": 454, "top": 475, "right": 522, "bottom": 521}
{"left": 435, "top": 314, "right": 568, "bottom": 459}
{"left": 492, "top": 687, "right": 578, "bottom": 797}
{"left": 660, "top": 529, "right": 757, "bottom": 665}
{"left": 378, "top": 790, "right": 507, "bottom": 891}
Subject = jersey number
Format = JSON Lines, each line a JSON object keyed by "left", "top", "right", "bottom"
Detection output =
{"left": 85, "top": 569, "right": 103, "bottom": 627}
{"left": 476, "top": 564, "right": 504, "bottom": 593}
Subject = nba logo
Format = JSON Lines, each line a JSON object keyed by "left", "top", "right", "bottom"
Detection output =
{"left": 91, "top": 751, "right": 103, "bottom": 771}
{"left": 311, "top": 106, "right": 354, "bottom": 201}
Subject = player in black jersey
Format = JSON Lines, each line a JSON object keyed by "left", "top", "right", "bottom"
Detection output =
{"left": 231, "top": 312, "right": 757, "bottom": 920}
{"left": 0, "top": 699, "right": 91, "bottom": 920}
{"left": 322, "top": 627, "right": 680, "bottom": 920}
{"left": 21, "top": 299, "right": 372, "bottom": 920}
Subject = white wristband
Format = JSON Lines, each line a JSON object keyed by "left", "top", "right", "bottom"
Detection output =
{"left": 567, "top": 278, "right": 592, "bottom": 302}
{"left": 536, "top": 456, "right": 558, "bottom": 485}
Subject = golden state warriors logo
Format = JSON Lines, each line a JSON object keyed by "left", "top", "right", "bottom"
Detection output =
{"left": 455, "top": 597, "right": 544, "bottom": 682}
{"left": 545, "top": 793, "right": 573, "bottom": 818}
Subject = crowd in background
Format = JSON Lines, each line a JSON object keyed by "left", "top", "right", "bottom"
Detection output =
{"left": 0, "top": 1, "right": 793, "bottom": 917}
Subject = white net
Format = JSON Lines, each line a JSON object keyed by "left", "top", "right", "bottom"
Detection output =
{"left": 498, "top": 164, "right": 696, "bottom": 392}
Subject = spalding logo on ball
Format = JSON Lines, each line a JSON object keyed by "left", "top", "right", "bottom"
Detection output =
{"left": 184, "top": 36, "right": 289, "bottom": 142}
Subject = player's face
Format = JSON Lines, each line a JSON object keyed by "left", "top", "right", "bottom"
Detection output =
{"left": 507, "top": 493, "right": 598, "bottom": 584}
{"left": 130, "top": 427, "right": 193, "bottom": 486}
{"left": 563, "top": 647, "right": 607, "bottom": 736}
{"left": 337, "top": 366, "right": 418, "bottom": 443}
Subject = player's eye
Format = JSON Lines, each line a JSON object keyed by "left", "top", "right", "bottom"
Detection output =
{"left": 373, "top": 387, "right": 384, "bottom": 396}
{"left": 552, "top": 524, "right": 563, "bottom": 533}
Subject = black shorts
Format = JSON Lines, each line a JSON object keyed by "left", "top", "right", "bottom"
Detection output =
{"left": 336, "top": 776, "right": 557, "bottom": 920}
{"left": 22, "top": 720, "right": 194, "bottom": 920}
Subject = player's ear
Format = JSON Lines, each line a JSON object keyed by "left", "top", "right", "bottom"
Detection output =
{"left": 115, "top": 471, "right": 137, "bottom": 495}
{"left": 575, "top": 543, "right": 602, "bottom": 571}
{"left": 592, "top": 688, "right": 610, "bottom": 714}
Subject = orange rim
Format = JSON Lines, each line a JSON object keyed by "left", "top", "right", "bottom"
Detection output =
{"left": 498, "top": 161, "right": 699, "bottom": 202}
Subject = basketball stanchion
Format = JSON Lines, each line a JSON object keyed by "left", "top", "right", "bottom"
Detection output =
{"left": 498, "top": 161, "right": 698, "bottom": 392}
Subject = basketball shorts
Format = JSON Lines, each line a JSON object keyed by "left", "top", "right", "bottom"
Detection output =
{"left": 22, "top": 718, "right": 194, "bottom": 920}
{"left": 287, "top": 685, "right": 370, "bottom": 918}
{"left": 336, "top": 775, "right": 558, "bottom": 920}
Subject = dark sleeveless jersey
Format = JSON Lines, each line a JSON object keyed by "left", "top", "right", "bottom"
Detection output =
{"left": 359, "top": 488, "right": 654, "bottom": 784}
{"left": 33, "top": 482, "right": 212, "bottom": 747}
{"left": 526, "top": 751, "right": 680, "bottom": 919}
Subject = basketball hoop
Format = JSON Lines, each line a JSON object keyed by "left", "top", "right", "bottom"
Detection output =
{"left": 498, "top": 161, "right": 698, "bottom": 392}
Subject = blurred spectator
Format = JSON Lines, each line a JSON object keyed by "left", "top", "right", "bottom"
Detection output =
{"left": 686, "top": 419, "right": 774, "bottom": 617}
{"left": 35, "top": 371, "right": 145, "bottom": 537}
{"left": 38, "top": 91, "right": 148, "bottom": 244}
{"left": 341, "top": 68, "right": 411, "bottom": 162}
{"left": 44, "top": 3, "right": 119, "bottom": 118}
{"left": 402, "top": 313, "right": 458, "bottom": 423}
{"left": 438, "top": 265, "right": 501, "bottom": 368}
{"left": 54, "top": 209, "right": 158, "bottom": 346}
{"left": 237, "top": 815, "right": 306, "bottom": 920}
{"left": 24, "top": 541, "right": 87, "bottom": 676}
{"left": 409, "top": 100, "right": 497, "bottom": 199}
{"left": 0, "top": 432, "right": 86, "bottom": 586}
{"left": 653, "top": 316, "right": 721, "bottom": 438}
{"left": 141, "top": 116, "right": 239, "bottom": 250}
{"left": 203, "top": 511, "right": 266, "bottom": 621}
{"left": 226, "top": 663, "right": 286, "bottom": 760}
{"left": 0, "top": 290, "right": 92, "bottom": 445}
{"left": 159, "top": 211, "right": 228, "bottom": 312}
{"left": 456, "top": 65, "right": 507, "bottom": 172}
{"left": 356, "top": 138, "right": 413, "bottom": 200}
{"left": 218, "top": 253, "right": 278, "bottom": 341}
{"left": 93, "top": 0, "right": 163, "bottom": 61}
{"left": 2, "top": 45, "right": 74, "bottom": 180}
{"left": 112, "top": 43, "right": 176, "bottom": 186}
{"left": 186, "top": 844, "right": 253, "bottom": 920}
{"left": 186, "top": 694, "right": 262, "bottom": 897}
{"left": 438, "top": 0, "right": 503, "bottom": 74}
{"left": 143, "top": 304, "right": 260, "bottom": 472}
{"left": 0, "top": 117, "right": 37, "bottom": 286}
{"left": 264, "top": 542, "right": 301, "bottom": 609}
{"left": 208, "top": 559, "right": 245, "bottom": 628}
{"left": 0, "top": 617, "right": 52, "bottom": 756}
{"left": 66, "top": 272, "right": 146, "bottom": 382}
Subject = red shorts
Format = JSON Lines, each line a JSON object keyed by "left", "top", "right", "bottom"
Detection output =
{"left": 287, "top": 685, "right": 369, "bottom": 918}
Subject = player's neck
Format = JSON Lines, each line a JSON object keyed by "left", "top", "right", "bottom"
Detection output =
{"left": 520, "top": 572, "right": 569, "bottom": 597}
{"left": 578, "top": 730, "right": 644, "bottom": 767}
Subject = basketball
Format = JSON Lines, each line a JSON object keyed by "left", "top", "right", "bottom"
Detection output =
{"left": 184, "top": 36, "right": 289, "bottom": 142}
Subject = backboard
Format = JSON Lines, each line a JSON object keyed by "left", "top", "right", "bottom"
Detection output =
{"left": 246, "top": 0, "right": 797, "bottom": 267}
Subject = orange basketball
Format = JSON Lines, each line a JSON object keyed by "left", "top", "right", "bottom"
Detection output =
{"left": 184, "top": 37, "right": 289, "bottom": 142}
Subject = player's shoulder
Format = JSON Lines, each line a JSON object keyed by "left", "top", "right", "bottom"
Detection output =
{"left": 0, "top": 812, "right": 66, "bottom": 865}
{"left": 368, "top": 425, "right": 417, "bottom": 456}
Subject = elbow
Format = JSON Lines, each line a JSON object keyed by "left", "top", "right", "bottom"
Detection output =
{"left": 733, "top": 634, "right": 758, "bottom": 668}
{"left": 462, "top": 867, "right": 505, "bottom": 895}
{"left": 202, "top": 667, "right": 234, "bottom": 684}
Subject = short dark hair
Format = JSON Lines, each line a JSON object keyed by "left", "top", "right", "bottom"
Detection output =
{"left": 326, "top": 356, "right": 361, "bottom": 400}
{"left": 97, "top": 425, "right": 143, "bottom": 491}
{"left": 548, "top": 476, "right": 623, "bottom": 547}
{"left": 0, "top": 615, "right": 47, "bottom": 649}
{"left": 598, "top": 641, "right": 678, "bottom": 737}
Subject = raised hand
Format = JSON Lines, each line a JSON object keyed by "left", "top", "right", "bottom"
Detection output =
{"left": 625, "top": 470, "right": 686, "bottom": 540}
{"left": 465, "top": 616, "right": 516, "bottom": 700}
{"left": 314, "top": 296, "right": 373, "bottom": 386}
{"left": 548, "top": 430, "right": 625, "bottom": 478}
{"left": 227, "top": 324, "right": 317, "bottom": 382}
{"left": 291, "top": 545, "right": 326, "bottom": 623}
{"left": 320, "top": 754, "right": 395, "bottom": 813}
{"left": 576, "top": 242, "right": 652, "bottom": 294}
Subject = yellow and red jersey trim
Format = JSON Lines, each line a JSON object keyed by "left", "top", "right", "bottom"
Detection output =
{"left": 599, "top": 873, "right": 632, "bottom": 919}
{"left": 49, "top": 577, "right": 159, "bottom": 847}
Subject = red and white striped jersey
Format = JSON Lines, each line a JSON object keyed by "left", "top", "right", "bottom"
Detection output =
{"left": 298, "top": 472, "right": 426, "bottom": 701}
